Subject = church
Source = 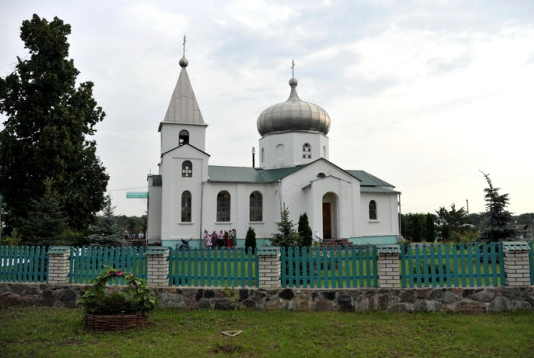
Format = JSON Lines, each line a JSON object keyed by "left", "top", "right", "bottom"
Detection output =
{"left": 147, "top": 54, "right": 400, "bottom": 248}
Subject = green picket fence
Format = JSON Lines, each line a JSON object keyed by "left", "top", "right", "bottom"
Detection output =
{"left": 400, "top": 243, "right": 505, "bottom": 288}
{"left": 69, "top": 246, "right": 147, "bottom": 285}
{"left": 168, "top": 248, "right": 258, "bottom": 288}
{"left": 281, "top": 246, "right": 378, "bottom": 288}
{"left": 0, "top": 245, "right": 48, "bottom": 283}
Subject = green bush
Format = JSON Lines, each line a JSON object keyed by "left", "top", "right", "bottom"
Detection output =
{"left": 244, "top": 227, "right": 256, "bottom": 253}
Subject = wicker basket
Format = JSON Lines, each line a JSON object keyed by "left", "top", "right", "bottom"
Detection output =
{"left": 85, "top": 313, "right": 149, "bottom": 331}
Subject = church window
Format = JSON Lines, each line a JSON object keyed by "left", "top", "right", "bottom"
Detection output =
{"left": 369, "top": 200, "right": 377, "bottom": 220}
{"left": 317, "top": 172, "right": 326, "bottom": 179}
{"left": 179, "top": 130, "right": 189, "bottom": 146}
{"left": 303, "top": 143, "right": 311, "bottom": 159}
{"left": 182, "top": 160, "right": 192, "bottom": 177}
{"left": 217, "top": 191, "right": 231, "bottom": 222}
{"left": 249, "top": 191, "right": 263, "bottom": 222}
{"left": 181, "top": 191, "right": 192, "bottom": 222}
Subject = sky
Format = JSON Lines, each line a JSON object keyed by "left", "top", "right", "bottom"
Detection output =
{"left": 1, "top": 0, "right": 533, "bottom": 218}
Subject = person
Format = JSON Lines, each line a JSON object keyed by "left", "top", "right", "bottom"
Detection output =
{"left": 231, "top": 229, "right": 237, "bottom": 248}
{"left": 228, "top": 229, "right": 234, "bottom": 249}
{"left": 218, "top": 230, "right": 225, "bottom": 248}
{"left": 313, "top": 230, "right": 322, "bottom": 246}
{"left": 203, "top": 230, "right": 211, "bottom": 248}
{"left": 211, "top": 230, "right": 218, "bottom": 248}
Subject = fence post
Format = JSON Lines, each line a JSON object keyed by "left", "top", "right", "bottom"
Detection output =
{"left": 146, "top": 246, "right": 169, "bottom": 287}
{"left": 376, "top": 245, "right": 401, "bottom": 288}
{"left": 257, "top": 247, "right": 281, "bottom": 289}
{"left": 48, "top": 246, "right": 71, "bottom": 284}
{"left": 502, "top": 242, "right": 531, "bottom": 286}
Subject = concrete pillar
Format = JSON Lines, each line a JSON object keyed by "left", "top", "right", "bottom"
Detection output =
{"left": 146, "top": 247, "right": 169, "bottom": 287}
{"left": 377, "top": 245, "right": 401, "bottom": 288}
{"left": 48, "top": 246, "right": 71, "bottom": 284}
{"left": 257, "top": 247, "right": 281, "bottom": 289}
{"left": 503, "top": 242, "right": 531, "bottom": 286}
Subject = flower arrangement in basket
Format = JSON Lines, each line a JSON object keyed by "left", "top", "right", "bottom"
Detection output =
{"left": 78, "top": 268, "right": 157, "bottom": 331}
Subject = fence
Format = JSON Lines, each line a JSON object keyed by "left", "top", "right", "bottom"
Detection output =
{"left": 0, "top": 242, "right": 532, "bottom": 289}
{"left": 281, "top": 246, "right": 378, "bottom": 288}
{"left": 400, "top": 242, "right": 505, "bottom": 288}
{"left": 69, "top": 246, "right": 147, "bottom": 284}
{"left": 168, "top": 248, "right": 258, "bottom": 288}
{"left": 0, "top": 245, "right": 48, "bottom": 283}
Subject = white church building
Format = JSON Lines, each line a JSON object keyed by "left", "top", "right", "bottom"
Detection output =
{"left": 147, "top": 54, "right": 400, "bottom": 248}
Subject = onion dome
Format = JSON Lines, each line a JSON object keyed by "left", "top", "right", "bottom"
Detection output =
{"left": 257, "top": 77, "right": 331, "bottom": 136}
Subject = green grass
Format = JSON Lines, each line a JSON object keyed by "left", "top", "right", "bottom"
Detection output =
{"left": 2, "top": 306, "right": 534, "bottom": 357}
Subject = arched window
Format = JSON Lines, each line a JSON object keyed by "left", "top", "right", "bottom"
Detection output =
{"left": 369, "top": 200, "right": 377, "bottom": 220}
{"left": 181, "top": 191, "right": 192, "bottom": 222}
{"left": 303, "top": 143, "right": 311, "bottom": 159}
{"left": 179, "top": 130, "right": 189, "bottom": 146}
{"left": 182, "top": 160, "right": 192, "bottom": 177}
{"left": 249, "top": 191, "right": 263, "bottom": 222}
{"left": 317, "top": 172, "right": 326, "bottom": 179}
{"left": 217, "top": 191, "right": 231, "bottom": 222}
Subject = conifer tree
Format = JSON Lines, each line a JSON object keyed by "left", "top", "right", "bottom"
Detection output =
{"left": 19, "top": 179, "right": 68, "bottom": 246}
{"left": 479, "top": 172, "right": 516, "bottom": 242}
{"left": 298, "top": 213, "right": 313, "bottom": 247}
{"left": 86, "top": 195, "right": 124, "bottom": 246}
{"left": 270, "top": 205, "right": 300, "bottom": 248}
{"left": 244, "top": 227, "right": 257, "bottom": 253}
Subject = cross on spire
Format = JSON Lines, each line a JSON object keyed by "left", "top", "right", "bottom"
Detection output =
{"left": 291, "top": 59, "right": 295, "bottom": 78}
{"left": 183, "top": 35, "right": 187, "bottom": 57}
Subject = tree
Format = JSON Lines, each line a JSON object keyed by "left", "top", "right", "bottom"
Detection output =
{"left": 19, "top": 179, "right": 68, "bottom": 246}
{"left": 297, "top": 213, "right": 313, "bottom": 247}
{"left": 435, "top": 204, "right": 468, "bottom": 241}
{"left": 479, "top": 172, "right": 516, "bottom": 243}
{"left": 86, "top": 195, "right": 124, "bottom": 246}
{"left": 270, "top": 205, "right": 300, "bottom": 248}
{"left": 244, "top": 227, "right": 257, "bottom": 253}
{"left": 0, "top": 14, "right": 109, "bottom": 232}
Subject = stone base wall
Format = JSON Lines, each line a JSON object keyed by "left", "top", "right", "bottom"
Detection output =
{"left": 1, "top": 283, "right": 533, "bottom": 313}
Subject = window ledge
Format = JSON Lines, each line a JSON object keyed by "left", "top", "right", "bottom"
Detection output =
{"left": 215, "top": 222, "right": 233, "bottom": 225}
{"left": 248, "top": 221, "right": 264, "bottom": 225}
{"left": 368, "top": 220, "right": 380, "bottom": 223}
{"left": 179, "top": 222, "right": 194, "bottom": 225}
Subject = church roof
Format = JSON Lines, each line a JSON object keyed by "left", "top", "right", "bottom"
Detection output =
{"left": 256, "top": 77, "right": 331, "bottom": 136}
{"left": 208, "top": 164, "right": 394, "bottom": 189}
{"left": 161, "top": 56, "right": 205, "bottom": 126}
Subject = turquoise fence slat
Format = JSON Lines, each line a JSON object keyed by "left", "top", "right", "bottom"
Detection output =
{"left": 69, "top": 246, "right": 147, "bottom": 285}
{"left": 529, "top": 242, "right": 534, "bottom": 285}
{"left": 168, "top": 248, "right": 258, "bottom": 288}
{"left": 281, "top": 246, "right": 378, "bottom": 288}
{"left": 0, "top": 245, "right": 48, "bottom": 283}
{"left": 400, "top": 243, "right": 505, "bottom": 288}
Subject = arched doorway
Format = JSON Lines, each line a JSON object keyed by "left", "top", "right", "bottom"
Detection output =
{"left": 322, "top": 192, "right": 337, "bottom": 239}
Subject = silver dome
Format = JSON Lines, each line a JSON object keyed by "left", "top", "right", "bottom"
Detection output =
{"left": 257, "top": 78, "right": 331, "bottom": 136}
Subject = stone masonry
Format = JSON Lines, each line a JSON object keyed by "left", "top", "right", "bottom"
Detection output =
{"left": 47, "top": 246, "right": 70, "bottom": 284}
{"left": 146, "top": 247, "right": 169, "bottom": 287}
{"left": 504, "top": 245, "right": 531, "bottom": 286}
{"left": 257, "top": 248, "right": 281, "bottom": 289}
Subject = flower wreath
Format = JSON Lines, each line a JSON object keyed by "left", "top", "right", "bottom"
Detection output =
{"left": 78, "top": 268, "right": 157, "bottom": 315}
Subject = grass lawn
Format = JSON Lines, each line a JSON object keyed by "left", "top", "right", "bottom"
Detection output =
{"left": 1, "top": 307, "right": 533, "bottom": 358}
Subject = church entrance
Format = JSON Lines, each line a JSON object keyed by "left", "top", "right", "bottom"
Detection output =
{"left": 322, "top": 192, "right": 337, "bottom": 239}
{"left": 322, "top": 203, "right": 332, "bottom": 239}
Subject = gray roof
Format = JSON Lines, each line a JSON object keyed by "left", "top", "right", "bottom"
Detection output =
{"left": 208, "top": 163, "right": 395, "bottom": 191}
{"left": 162, "top": 57, "right": 204, "bottom": 126}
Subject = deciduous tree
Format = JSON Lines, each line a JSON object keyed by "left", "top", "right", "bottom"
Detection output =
{"left": 0, "top": 14, "right": 109, "bottom": 232}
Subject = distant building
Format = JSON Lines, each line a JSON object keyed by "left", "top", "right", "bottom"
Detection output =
{"left": 147, "top": 55, "right": 400, "bottom": 247}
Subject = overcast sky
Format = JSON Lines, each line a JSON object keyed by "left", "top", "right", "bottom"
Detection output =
{"left": 1, "top": 0, "right": 533, "bottom": 218}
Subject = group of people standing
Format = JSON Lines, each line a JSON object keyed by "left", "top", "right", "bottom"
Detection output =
{"left": 203, "top": 229, "right": 237, "bottom": 249}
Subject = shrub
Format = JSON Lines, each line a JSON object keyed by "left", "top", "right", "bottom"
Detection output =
{"left": 244, "top": 227, "right": 256, "bottom": 253}
{"left": 78, "top": 268, "right": 157, "bottom": 315}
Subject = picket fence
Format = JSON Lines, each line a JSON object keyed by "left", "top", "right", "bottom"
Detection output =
{"left": 0, "top": 242, "right": 533, "bottom": 287}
